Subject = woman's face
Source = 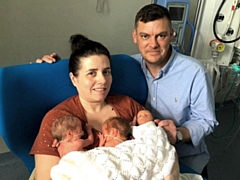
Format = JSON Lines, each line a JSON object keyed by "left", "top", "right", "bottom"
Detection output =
{"left": 70, "top": 55, "right": 112, "bottom": 103}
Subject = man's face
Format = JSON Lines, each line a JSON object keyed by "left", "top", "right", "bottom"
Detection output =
{"left": 132, "top": 17, "right": 174, "bottom": 67}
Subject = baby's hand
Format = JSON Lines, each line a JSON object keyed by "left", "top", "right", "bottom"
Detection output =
{"left": 98, "top": 132, "right": 103, "bottom": 139}
{"left": 98, "top": 132, "right": 106, "bottom": 147}
{"left": 52, "top": 139, "right": 59, "bottom": 148}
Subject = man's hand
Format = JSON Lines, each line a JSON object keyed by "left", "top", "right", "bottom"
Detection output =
{"left": 36, "top": 52, "right": 61, "bottom": 63}
{"left": 154, "top": 119, "right": 177, "bottom": 144}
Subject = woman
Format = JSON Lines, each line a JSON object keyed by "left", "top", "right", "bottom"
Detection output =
{"left": 30, "top": 39, "right": 145, "bottom": 179}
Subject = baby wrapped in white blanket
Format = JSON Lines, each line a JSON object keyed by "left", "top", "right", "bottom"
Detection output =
{"left": 51, "top": 121, "right": 177, "bottom": 180}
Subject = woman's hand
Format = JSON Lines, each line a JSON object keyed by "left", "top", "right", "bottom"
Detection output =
{"left": 85, "top": 123, "right": 93, "bottom": 133}
{"left": 84, "top": 123, "right": 94, "bottom": 146}
{"left": 154, "top": 119, "right": 177, "bottom": 144}
{"left": 36, "top": 52, "right": 61, "bottom": 63}
{"left": 130, "top": 115, "right": 137, "bottom": 126}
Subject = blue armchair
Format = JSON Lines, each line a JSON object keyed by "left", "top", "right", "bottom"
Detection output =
{"left": 0, "top": 53, "right": 205, "bottom": 179}
{"left": 0, "top": 54, "right": 148, "bottom": 173}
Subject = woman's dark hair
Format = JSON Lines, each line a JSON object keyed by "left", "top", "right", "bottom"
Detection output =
{"left": 69, "top": 36, "right": 111, "bottom": 76}
{"left": 69, "top": 34, "right": 89, "bottom": 52}
{"left": 134, "top": 4, "right": 172, "bottom": 28}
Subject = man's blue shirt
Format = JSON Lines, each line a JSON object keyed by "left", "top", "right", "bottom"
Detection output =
{"left": 131, "top": 49, "right": 219, "bottom": 173}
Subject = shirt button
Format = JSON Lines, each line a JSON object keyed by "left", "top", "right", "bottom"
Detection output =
{"left": 153, "top": 97, "right": 156, "bottom": 101}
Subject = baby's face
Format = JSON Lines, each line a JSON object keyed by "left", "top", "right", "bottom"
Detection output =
{"left": 137, "top": 110, "right": 153, "bottom": 125}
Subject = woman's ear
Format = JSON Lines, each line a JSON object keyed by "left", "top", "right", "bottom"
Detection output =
{"left": 69, "top": 72, "right": 77, "bottom": 87}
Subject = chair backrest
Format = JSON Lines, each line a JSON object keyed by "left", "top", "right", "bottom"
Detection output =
{"left": 0, "top": 54, "right": 148, "bottom": 172}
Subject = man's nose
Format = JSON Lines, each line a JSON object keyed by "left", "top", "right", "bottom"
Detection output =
{"left": 149, "top": 37, "right": 159, "bottom": 48}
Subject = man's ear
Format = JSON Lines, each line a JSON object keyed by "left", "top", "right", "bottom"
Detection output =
{"left": 69, "top": 72, "right": 77, "bottom": 87}
{"left": 132, "top": 29, "right": 137, "bottom": 44}
{"left": 170, "top": 28, "right": 174, "bottom": 42}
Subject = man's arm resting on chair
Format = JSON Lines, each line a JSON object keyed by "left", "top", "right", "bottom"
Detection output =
{"left": 34, "top": 154, "right": 60, "bottom": 180}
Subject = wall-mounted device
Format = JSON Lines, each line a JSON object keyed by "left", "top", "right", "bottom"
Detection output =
{"left": 155, "top": 0, "right": 190, "bottom": 51}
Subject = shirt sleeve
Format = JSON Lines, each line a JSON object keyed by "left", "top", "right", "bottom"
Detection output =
{"left": 30, "top": 109, "right": 63, "bottom": 156}
{"left": 182, "top": 68, "right": 218, "bottom": 147}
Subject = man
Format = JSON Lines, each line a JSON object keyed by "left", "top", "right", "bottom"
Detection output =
{"left": 36, "top": 4, "right": 218, "bottom": 175}
{"left": 131, "top": 4, "right": 218, "bottom": 175}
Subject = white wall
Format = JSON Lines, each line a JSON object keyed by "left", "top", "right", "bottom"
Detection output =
{"left": 0, "top": 0, "right": 151, "bottom": 67}
{"left": 0, "top": 0, "right": 200, "bottom": 67}
{"left": 190, "top": 0, "right": 240, "bottom": 66}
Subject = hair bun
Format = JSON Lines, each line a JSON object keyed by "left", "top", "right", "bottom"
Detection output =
{"left": 69, "top": 34, "right": 89, "bottom": 52}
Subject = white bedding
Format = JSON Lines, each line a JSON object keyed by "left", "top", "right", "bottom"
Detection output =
{"left": 50, "top": 122, "right": 201, "bottom": 180}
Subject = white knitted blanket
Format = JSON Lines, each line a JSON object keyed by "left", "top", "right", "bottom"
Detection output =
{"left": 51, "top": 122, "right": 176, "bottom": 180}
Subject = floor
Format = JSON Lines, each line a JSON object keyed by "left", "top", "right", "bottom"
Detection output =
{"left": 206, "top": 101, "right": 240, "bottom": 180}
{"left": 0, "top": 137, "right": 30, "bottom": 180}
{"left": 0, "top": 101, "right": 239, "bottom": 180}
